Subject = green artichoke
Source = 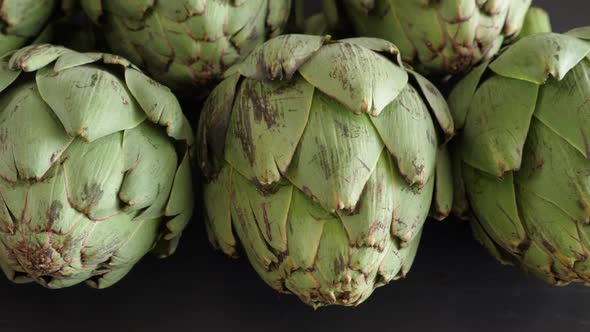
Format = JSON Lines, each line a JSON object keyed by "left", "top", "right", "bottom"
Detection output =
{"left": 0, "top": 0, "right": 59, "bottom": 55}
{"left": 339, "top": 0, "right": 531, "bottom": 76}
{"left": 80, "top": 0, "right": 292, "bottom": 92}
{"left": 0, "top": 45, "right": 194, "bottom": 289}
{"left": 450, "top": 27, "right": 590, "bottom": 285}
{"left": 198, "top": 35, "right": 454, "bottom": 307}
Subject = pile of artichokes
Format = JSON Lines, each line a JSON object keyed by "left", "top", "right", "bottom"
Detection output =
{"left": 0, "top": 0, "right": 588, "bottom": 308}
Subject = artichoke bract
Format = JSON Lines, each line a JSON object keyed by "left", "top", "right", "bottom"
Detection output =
{"left": 80, "top": 0, "right": 292, "bottom": 92}
{"left": 340, "top": 0, "right": 531, "bottom": 76}
{"left": 0, "top": 45, "right": 194, "bottom": 289}
{"left": 198, "top": 35, "right": 454, "bottom": 307}
{"left": 450, "top": 28, "right": 590, "bottom": 285}
{"left": 0, "top": 0, "right": 58, "bottom": 55}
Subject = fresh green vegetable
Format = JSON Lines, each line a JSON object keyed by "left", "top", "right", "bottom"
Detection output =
{"left": 449, "top": 26, "right": 590, "bottom": 285}
{"left": 197, "top": 34, "right": 454, "bottom": 307}
{"left": 340, "top": 0, "right": 531, "bottom": 76}
{"left": 0, "top": 44, "right": 194, "bottom": 289}
{"left": 0, "top": 0, "right": 58, "bottom": 55}
{"left": 80, "top": 0, "right": 292, "bottom": 92}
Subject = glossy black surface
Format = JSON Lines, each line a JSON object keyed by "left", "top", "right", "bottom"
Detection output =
{"left": 2, "top": 1, "right": 590, "bottom": 331}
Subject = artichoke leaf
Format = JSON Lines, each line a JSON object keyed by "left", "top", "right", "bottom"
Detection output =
{"left": 463, "top": 165, "right": 527, "bottom": 254}
{"left": 461, "top": 75, "right": 538, "bottom": 177}
{"left": 0, "top": 60, "right": 21, "bottom": 94}
{"left": 0, "top": 81, "right": 73, "bottom": 182}
{"left": 62, "top": 134, "right": 125, "bottom": 220}
{"left": 9, "top": 44, "right": 70, "bottom": 72}
{"left": 13, "top": 168, "right": 85, "bottom": 234}
{"left": 338, "top": 37, "right": 399, "bottom": 57}
{"left": 399, "top": 228, "right": 422, "bottom": 278}
{"left": 566, "top": 26, "right": 590, "bottom": 41}
{"left": 516, "top": 119, "right": 590, "bottom": 224}
{"left": 506, "top": 0, "right": 535, "bottom": 36}
{"left": 1, "top": 0, "right": 57, "bottom": 36}
{"left": 101, "top": 0, "right": 154, "bottom": 21}
{"left": 163, "top": 151, "right": 194, "bottom": 240}
{"left": 0, "top": 190, "right": 14, "bottom": 231}
{"left": 267, "top": 0, "right": 293, "bottom": 36}
{"left": 235, "top": 181, "right": 293, "bottom": 254}
{"left": 36, "top": 66, "right": 146, "bottom": 142}
{"left": 120, "top": 122, "right": 178, "bottom": 212}
{"left": 339, "top": 150, "right": 394, "bottom": 253}
{"left": 517, "top": 6, "right": 552, "bottom": 40}
{"left": 225, "top": 34, "right": 326, "bottom": 81}
{"left": 230, "top": 170, "right": 279, "bottom": 268}
{"left": 53, "top": 52, "right": 103, "bottom": 72}
{"left": 521, "top": 240, "right": 561, "bottom": 285}
{"left": 203, "top": 165, "right": 236, "bottom": 256}
{"left": 450, "top": 142, "right": 470, "bottom": 219}
{"left": 371, "top": 85, "right": 437, "bottom": 187}
{"left": 84, "top": 214, "right": 158, "bottom": 289}
{"left": 286, "top": 189, "right": 333, "bottom": 270}
{"left": 391, "top": 168, "right": 433, "bottom": 246}
{"left": 430, "top": 145, "right": 453, "bottom": 221}
{"left": 105, "top": 218, "right": 161, "bottom": 266}
{"left": 197, "top": 73, "right": 240, "bottom": 177}
{"left": 286, "top": 91, "right": 383, "bottom": 213}
{"left": 342, "top": 0, "right": 415, "bottom": 65}
{"left": 125, "top": 68, "right": 193, "bottom": 143}
{"left": 339, "top": 151, "right": 394, "bottom": 279}
{"left": 299, "top": 41, "right": 408, "bottom": 116}
{"left": 229, "top": 0, "right": 268, "bottom": 56}
{"left": 376, "top": 240, "right": 403, "bottom": 285}
{"left": 224, "top": 76, "right": 313, "bottom": 185}
{"left": 470, "top": 217, "right": 513, "bottom": 265}
{"left": 410, "top": 70, "right": 455, "bottom": 140}
{"left": 378, "top": 228, "right": 422, "bottom": 283}
{"left": 447, "top": 59, "right": 490, "bottom": 130}
{"left": 314, "top": 219, "right": 351, "bottom": 297}
{"left": 517, "top": 185, "right": 586, "bottom": 270}
{"left": 387, "top": 1, "right": 441, "bottom": 66}
{"left": 534, "top": 60, "right": 590, "bottom": 160}
{"left": 490, "top": 33, "right": 590, "bottom": 84}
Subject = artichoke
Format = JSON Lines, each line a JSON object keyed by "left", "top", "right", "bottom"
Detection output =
{"left": 0, "top": 45, "right": 194, "bottom": 289}
{"left": 339, "top": 0, "right": 531, "bottom": 76}
{"left": 198, "top": 35, "right": 454, "bottom": 307}
{"left": 0, "top": 0, "right": 59, "bottom": 55}
{"left": 80, "top": 0, "right": 292, "bottom": 92}
{"left": 450, "top": 27, "right": 590, "bottom": 285}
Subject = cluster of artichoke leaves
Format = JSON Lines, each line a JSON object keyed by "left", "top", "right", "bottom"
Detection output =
{"left": 80, "top": 0, "right": 293, "bottom": 91}
{"left": 450, "top": 27, "right": 590, "bottom": 285}
{"left": 0, "top": 0, "right": 59, "bottom": 55}
{"left": 198, "top": 35, "right": 455, "bottom": 307}
{"left": 340, "top": 0, "right": 532, "bottom": 75}
{"left": 0, "top": 45, "right": 194, "bottom": 289}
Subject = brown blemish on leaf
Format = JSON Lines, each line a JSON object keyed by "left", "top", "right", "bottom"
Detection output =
{"left": 302, "top": 186, "right": 319, "bottom": 203}
{"left": 411, "top": 159, "right": 424, "bottom": 176}
{"left": 333, "top": 255, "right": 346, "bottom": 274}
{"left": 580, "top": 128, "right": 590, "bottom": 159}
{"left": 233, "top": 107, "right": 256, "bottom": 166}
{"left": 46, "top": 201, "right": 63, "bottom": 231}
{"left": 81, "top": 182, "right": 104, "bottom": 209}
{"left": 313, "top": 138, "right": 335, "bottom": 179}
{"left": 334, "top": 120, "right": 362, "bottom": 139}
{"left": 0, "top": 127, "right": 7, "bottom": 146}
{"left": 542, "top": 239, "right": 557, "bottom": 254}
{"left": 246, "top": 82, "right": 280, "bottom": 129}
{"left": 261, "top": 203, "right": 272, "bottom": 242}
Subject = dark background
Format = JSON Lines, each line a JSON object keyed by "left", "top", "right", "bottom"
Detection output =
{"left": 2, "top": 2, "right": 590, "bottom": 332}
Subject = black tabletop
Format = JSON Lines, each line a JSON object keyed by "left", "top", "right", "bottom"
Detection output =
{"left": 2, "top": 1, "right": 590, "bottom": 332}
